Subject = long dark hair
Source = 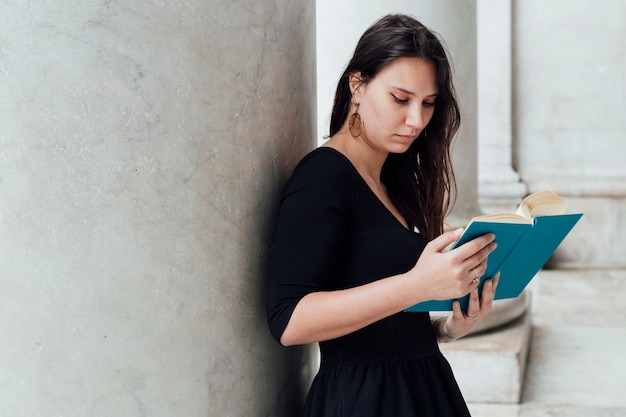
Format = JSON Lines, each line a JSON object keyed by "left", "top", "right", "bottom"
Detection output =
{"left": 329, "top": 14, "right": 461, "bottom": 240}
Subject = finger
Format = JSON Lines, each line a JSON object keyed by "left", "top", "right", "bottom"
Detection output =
{"left": 469, "top": 263, "right": 483, "bottom": 284}
{"left": 492, "top": 272, "right": 501, "bottom": 290}
{"left": 466, "top": 288, "right": 480, "bottom": 319}
{"left": 451, "top": 299, "right": 464, "bottom": 320}
{"left": 454, "top": 233, "right": 496, "bottom": 262}
{"left": 481, "top": 278, "right": 494, "bottom": 297}
{"left": 483, "top": 275, "right": 498, "bottom": 315}
{"left": 429, "top": 228, "right": 464, "bottom": 253}
{"left": 479, "top": 279, "right": 495, "bottom": 311}
{"left": 464, "top": 241, "right": 497, "bottom": 272}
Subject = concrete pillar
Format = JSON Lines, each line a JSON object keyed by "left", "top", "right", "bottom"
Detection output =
{"left": 477, "top": 0, "right": 527, "bottom": 213}
{"left": 411, "top": 1, "right": 482, "bottom": 225}
{"left": 0, "top": 1, "right": 315, "bottom": 415}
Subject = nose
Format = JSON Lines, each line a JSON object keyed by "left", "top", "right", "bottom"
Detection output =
{"left": 405, "top": 103, "right": 425, "bottom": 130}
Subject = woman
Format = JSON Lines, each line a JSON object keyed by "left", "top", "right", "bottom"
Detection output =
{"left": 267, "top": 14, "right": 499, "bottom": 416}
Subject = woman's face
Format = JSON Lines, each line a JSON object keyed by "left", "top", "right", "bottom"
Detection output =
{"left": 352, "top": 57, "right": 438, "bottom": 154}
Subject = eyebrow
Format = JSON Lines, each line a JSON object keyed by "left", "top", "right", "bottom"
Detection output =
{"left": 392, "top": 86, "right": 438, "bottom": 97}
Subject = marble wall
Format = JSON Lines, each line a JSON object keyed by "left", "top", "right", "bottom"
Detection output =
{"left": 513, "top": 0, "right": 626, "bottom": 268}
{"left": 0, "top": 1, "right": 316, "bottom": 415}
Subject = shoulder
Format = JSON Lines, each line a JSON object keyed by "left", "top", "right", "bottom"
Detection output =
{"left": 295, "top": 147, "right": 354, "bottom": 175}
{"left": 286, "top": 147, "right": 357, "bottom": 191}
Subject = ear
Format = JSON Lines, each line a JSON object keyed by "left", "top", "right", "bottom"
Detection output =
{"left": 348, "top": 72, "right": 364, "bottom": 101}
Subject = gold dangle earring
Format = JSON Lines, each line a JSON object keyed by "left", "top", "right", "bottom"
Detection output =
{"left": 348, "top": 96, "right": 362, "bottom": 138}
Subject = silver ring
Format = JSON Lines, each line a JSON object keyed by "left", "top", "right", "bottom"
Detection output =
{"left": 471, "top": 267, "right": 480, "bottom": 283}
{"left": 467, "top": 313, "right": 480, "bottom": 320}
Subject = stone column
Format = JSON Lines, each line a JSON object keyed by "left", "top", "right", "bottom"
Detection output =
{"left": 0, "top": 1, "right": 315, "bottom": 415}
{"left": 477, "top": 0, "right": 527, "bottom": 213}
{"left": 514, "top": 0, "right": 626, "bottom": 269}
{"left": 410, "top": 0, "right": 482, "bottom": 226}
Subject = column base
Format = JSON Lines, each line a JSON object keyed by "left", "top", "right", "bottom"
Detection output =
{"left": 440, "top": 307, "right": 532, "bottom": 403}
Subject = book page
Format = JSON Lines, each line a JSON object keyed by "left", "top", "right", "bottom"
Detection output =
{"left": 471, "top": 213, "right": 532, "bottom": 224}
{"left": 516, "top": 190, "right": 568, "bottom": 218}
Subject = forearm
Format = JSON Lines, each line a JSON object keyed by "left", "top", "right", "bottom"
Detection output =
{"left": 280, "top": 272, "right": 427, "bottom": 346}
{"left": 277, "top": 230, "right": 498, "bottom": 346}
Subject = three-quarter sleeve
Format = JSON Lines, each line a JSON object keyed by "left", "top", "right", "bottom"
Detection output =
{"left": 266, "top": 150, "right": 355, "bottom": 344}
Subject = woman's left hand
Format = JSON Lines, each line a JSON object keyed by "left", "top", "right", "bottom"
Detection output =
{"left": 442, "top": 272, "right": 500, "bottom": 340}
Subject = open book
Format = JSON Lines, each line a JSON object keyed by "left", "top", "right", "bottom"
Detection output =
{"left": 406, "top": 191, "right": 583, "bottom": 312}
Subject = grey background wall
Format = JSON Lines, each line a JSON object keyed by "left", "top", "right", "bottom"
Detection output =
{"left": 0, "top": 1, "right": 316, "bottom": 415}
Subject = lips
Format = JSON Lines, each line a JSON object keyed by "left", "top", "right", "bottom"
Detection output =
{"left": 397, "top": 134, "right": 417, "bottom": 141}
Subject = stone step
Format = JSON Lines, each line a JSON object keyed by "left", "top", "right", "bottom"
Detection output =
{"left": 439, "top": 303, "right": 533, "bottom": 404}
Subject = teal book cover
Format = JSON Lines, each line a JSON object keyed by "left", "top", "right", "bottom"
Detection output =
{"left": 405, "top": 212, "right": 583, "bottom": 312}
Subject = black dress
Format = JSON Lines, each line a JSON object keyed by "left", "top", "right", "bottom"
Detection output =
{"left": 267, "top": 148, "right": 471, "bottom": 417}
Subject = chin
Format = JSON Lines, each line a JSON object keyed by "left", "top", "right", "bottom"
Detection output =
{"left": 387, "top": 143, "right": 413, "bottom": 154}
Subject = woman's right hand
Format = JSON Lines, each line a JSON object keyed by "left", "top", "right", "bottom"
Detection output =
{"left": 407, "top": 228, "right": 497, "bottom": 303}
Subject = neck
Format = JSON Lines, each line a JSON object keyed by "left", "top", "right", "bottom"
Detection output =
{"left": 324, "top": 131, "right": 388, "bottom": 184}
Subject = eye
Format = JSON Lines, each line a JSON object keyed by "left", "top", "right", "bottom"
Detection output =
{"left": 390, "top": 93, "right": 408, "bottom": 104}
{"left": 423, "top": 100, "right": 436, "bottom": 108}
